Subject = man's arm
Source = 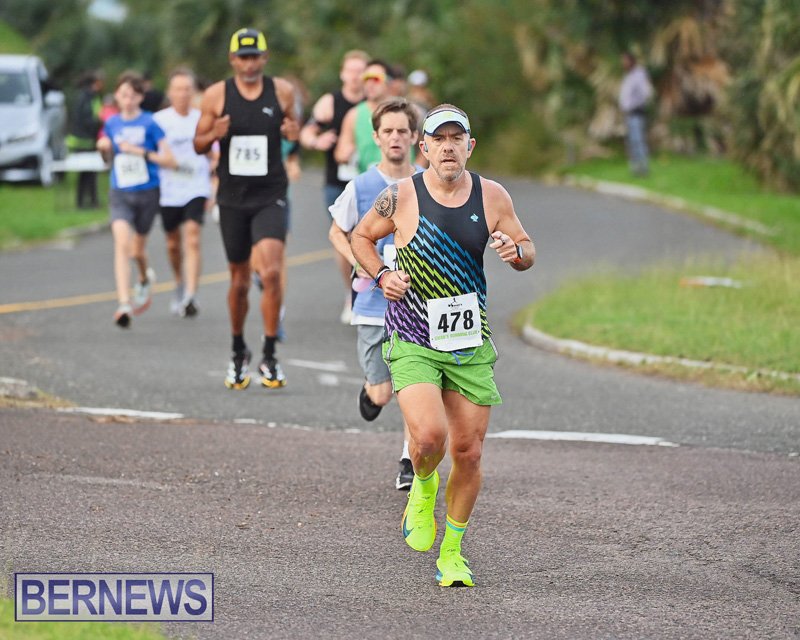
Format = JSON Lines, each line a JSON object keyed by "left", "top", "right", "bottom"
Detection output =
{"left": 96, "top": 131, "right": 112, "bottom": 163}
{"left": 328, "top": 182, "right": 359, "bottom": 266}
{"left": 300, "top": 93, "right": 339, "bottom": 151}
{"left": 275, "top": 77, "right": 300, "bottom": 142}
{"left": 299, "top": 119, "right": 321, "bottom": 149}
{"left": 333, "top": 107, "right": 357, "bottom": 164}
{"left": 351, "top": 184, "right": 411, "bottom": 300}
{"left": 194, "top": 82, "right": 227, "bottom": 154}
{"left": 329, "top": 221, "right": 356, "bottom": 267}
{"left": 483, "top": 179, "right": 535, "bottom": 271}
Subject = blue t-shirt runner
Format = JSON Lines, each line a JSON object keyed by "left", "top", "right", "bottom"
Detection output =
{"left": 104, "top": 111, "right": 165, "bottom": 191}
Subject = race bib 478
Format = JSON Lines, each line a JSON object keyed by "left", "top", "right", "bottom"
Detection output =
{"left": 426, "top": 292, "right": 482, "bottom": 351}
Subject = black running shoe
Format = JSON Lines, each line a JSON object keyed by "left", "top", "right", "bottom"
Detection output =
{"left": 396, "top": 458, "right": 414, "bottom": 491}
{"left": 181, "top": 297, "right": 198, "bottom": 318}
{"left": 114, "top": 303, "right": 132, "bottom": 329}
{"left": 225, "top": 349, "right": 251, "bottom": 390}
{"left": 358, "top": 384, "right": 382, "bottom": 421}
{"left": 259, "top": 356, "right": 286, "bottom": 388}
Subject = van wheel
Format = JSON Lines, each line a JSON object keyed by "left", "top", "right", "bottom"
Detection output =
{"left": 37, "top": 146, "right": 54, "bottom": 187}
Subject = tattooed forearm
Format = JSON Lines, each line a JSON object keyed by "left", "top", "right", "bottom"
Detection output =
{"left": 374, "top": 184, "right": 398, "bottom": 218}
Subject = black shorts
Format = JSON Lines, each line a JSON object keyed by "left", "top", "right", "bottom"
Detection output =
{"left": 219, "top": 196, "right": 289, "bottom": 264}
{"left": 160, "top": 197, "right": 207, "bottom": 233}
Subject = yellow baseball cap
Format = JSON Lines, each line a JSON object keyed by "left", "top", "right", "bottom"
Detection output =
{"left": 362, "top": 70, "right": 387, "bottom": 83}
{"left": 229, "top": 28, "right": 267, "bottom": 56}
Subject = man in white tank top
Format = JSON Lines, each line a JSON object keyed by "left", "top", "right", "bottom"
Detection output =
{"left": 154, "top": 68, "right": 216, "bottom": 317}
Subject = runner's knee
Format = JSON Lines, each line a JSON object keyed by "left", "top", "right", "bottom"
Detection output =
{"left": 450, "top": 439, "right": 483, "bottom": 468}
{"left": 368, "top": 382, "right": 393, "bottom": 406}
{"left": 229, "top": 267, "right": 251, "bottom": 297}
{"left": 258, "top": 262, "right": 281, "bottom": 291}
{"left": 412, "top": 429, "right": 447, "bottom": 458}
{"left": 165, "top": 232, "right": 180, "bottom": 252}
{"left": 184, "top": 231, "right": 200, "bottom": 253}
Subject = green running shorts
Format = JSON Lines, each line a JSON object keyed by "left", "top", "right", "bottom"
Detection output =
{"left": 382, "top": 331, "right": 502, "bottom": 406}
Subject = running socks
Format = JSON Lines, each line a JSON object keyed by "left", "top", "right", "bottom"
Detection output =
{"left": 441, "top": 514, "right": 468, "bottom": 554}
{"left": 262, "top": 335, "right": 277, "bottom": 359}
{"left": 402, "top": 470, "right": 439, "bottom": 552}
{"left": 436, "top": 514, "right": 474, "bottom": 587}
{"left": 232, "top": 334, "right": 246, "bottom": 354}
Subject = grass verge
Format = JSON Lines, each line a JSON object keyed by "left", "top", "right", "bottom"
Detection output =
{"left": 516, "top": 254, "right": 800, "bottom": 395}
{"left": 0, "top": 598, "right": 167, "bottom": 640}
{"left": 563, "top": 154, "right": 800, "bottom": 256}
{"left": 0, "top": 174, "right": 109, "bottom": 248}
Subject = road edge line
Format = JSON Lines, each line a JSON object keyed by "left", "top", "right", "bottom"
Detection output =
{"left": 521, "top": 324, "right": 800, "bottom": 383}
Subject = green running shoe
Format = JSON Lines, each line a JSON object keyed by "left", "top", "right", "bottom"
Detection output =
{"left": 401, "top": 470, "right": 439, "bottom": 552}
{"left": 436, "top": 549, "right": 475, "bottom": 587}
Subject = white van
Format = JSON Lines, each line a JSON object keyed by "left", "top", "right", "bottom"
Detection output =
{"left": 0, "top": 55, "right": 67, "bottom": 186}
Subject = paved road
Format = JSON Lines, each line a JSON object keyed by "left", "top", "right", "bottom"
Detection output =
{"left": 1, "top": 169, "right": 798, "bottom": 638}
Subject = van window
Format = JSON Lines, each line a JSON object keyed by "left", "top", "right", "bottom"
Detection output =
{"left": 0, "top": 72, "right": 33, "bottom": 105}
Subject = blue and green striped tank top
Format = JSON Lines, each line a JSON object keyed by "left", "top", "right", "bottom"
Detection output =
{"left": 385, "top": 172, "right": 491, "bottom": 349}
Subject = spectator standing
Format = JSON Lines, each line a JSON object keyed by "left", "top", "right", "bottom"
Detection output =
{"left": 619, "top": 51, "right": 654, "bottom": 176}
{"left": 67, "top": 70, "right": 104, "bottom": 208}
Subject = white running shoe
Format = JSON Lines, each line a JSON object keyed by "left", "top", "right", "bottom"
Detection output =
{"left": 170, "top": 284, "right": 184, "bottom": 316}
{"left": 132, "top": 268, "right": 155, "bottom": 316}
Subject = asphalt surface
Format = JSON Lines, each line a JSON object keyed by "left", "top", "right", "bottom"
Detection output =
{"left": 1, "top": 168, "right": 798, "bottom": 638}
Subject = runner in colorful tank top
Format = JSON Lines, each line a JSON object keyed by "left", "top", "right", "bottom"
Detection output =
{"left": 351, "top": 104, "right": 535, "bottom": 588}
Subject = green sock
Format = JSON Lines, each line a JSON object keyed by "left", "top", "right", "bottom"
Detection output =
{"left": 440, "top": 514, "right": 468, "bottom": 554}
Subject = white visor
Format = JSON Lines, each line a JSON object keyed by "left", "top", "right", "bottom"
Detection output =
{"left": 422, "top": 109, "right": 471, "bottom": 136}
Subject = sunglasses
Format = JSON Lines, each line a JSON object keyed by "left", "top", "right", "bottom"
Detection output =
{"left": 362, "top": 73, "right": 386, "bottom": 83}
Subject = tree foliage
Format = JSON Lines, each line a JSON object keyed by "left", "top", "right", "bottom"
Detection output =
{"left": 1, "top": 0, "right": 798, "bottom": 189}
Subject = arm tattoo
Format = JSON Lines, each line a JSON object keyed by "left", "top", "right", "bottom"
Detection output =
{"left": 374, "top": 184, "right": 398, "bottom": 219}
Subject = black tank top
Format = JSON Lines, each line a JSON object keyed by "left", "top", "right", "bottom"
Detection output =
{"left": 385, "top": 172, "right": 491, "bottom": 348}
{"left": 412, "top": 171, "right": 489, "bottom": 266}
{"left": 217, "top": 76, "right": 287, "bottom": 208}
{"left": 324, "top": 90, "right": 359, "bottom": 187}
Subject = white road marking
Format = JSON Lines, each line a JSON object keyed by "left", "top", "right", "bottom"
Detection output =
{"left": 487, "top": 430, "right": 678, "bottom": 447}
{"left": 32, "top": 473, "right": 168, "bottom": 491}
{"left": 286, "top": 359, "right": 348, "bottom": 373}
{"left": 318, "top": 373, "right": 340, "bottom": 386}
{"left": 59, "top": 407, "right": 184, "bottom": 420}
{"left": 52, "top": 408, "right": 674, "bottom": 448}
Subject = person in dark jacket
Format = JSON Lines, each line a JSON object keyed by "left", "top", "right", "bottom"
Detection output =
{"left": 67, "top": 70, "right": 104, "bottom": 208}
